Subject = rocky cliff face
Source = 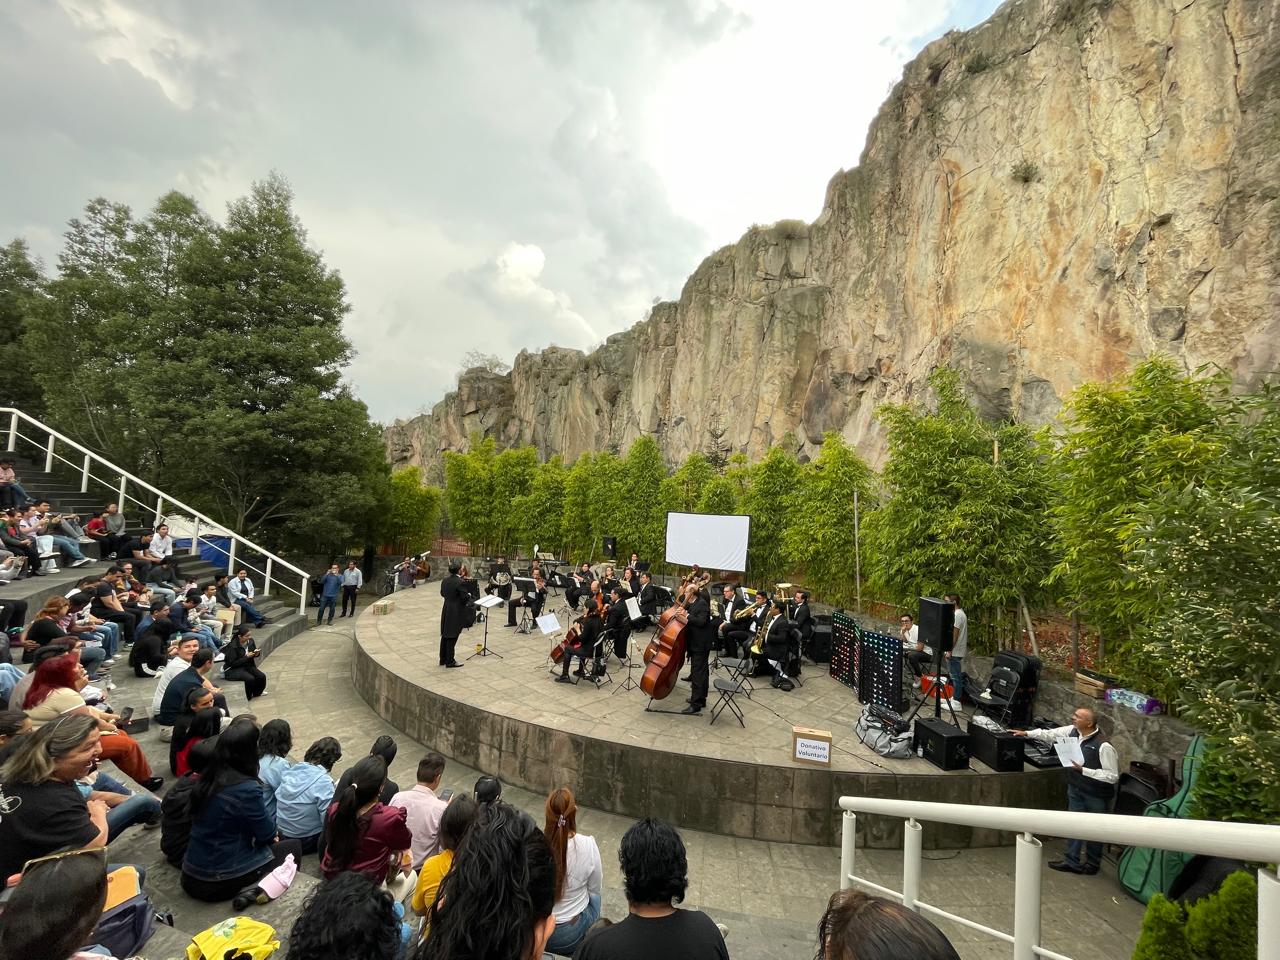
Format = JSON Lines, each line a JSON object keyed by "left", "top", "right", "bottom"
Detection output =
{"left": 387, "top": 0, "right": 1280, "bottom": 480}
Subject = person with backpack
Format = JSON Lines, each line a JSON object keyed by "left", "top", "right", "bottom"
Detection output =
{"left": 1011, "top": 705, "right": 1119, "bottom": 874}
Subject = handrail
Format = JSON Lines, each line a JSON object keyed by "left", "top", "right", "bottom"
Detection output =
{"left": 837, "top": 796, "right": 1280, "bottom": 960}
{"left": 2, "top": 407, "right": 309, "bottom": 614}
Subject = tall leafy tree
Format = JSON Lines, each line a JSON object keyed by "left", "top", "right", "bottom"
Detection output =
{"left": 516, "top": 456, "right": 567, "bottom": 555}
{"left": 490, "top": 446, "right": 537, "bottom": 552}
{"left": 587, "top": 451, "right": 625, "bottom": 560}
{"left": 384, "top": 466, "right": 443, "bottom": 553}
{"left": 863, "top": 368, "right": 1055, "bottom": 629}
{"left": 560, "top": 452, "right": 595, "bottom": 562}
{"left": 695, "top": 474, "right": 738, "bottom": 515}
{"left": 443, "top": 436, "right": 496, "bottom": 552}
{"left": 619, "top": 435, "right": 668, "bottom": 563}
{"left": 781, "top": 432, "right": 873, "bottom": 605}
{"left": 667, "top": 452, "right": 716, "bottom": 512}
{"left": 0, "top": 239, "right": 46, "bottom": 415}
{"left": 739, "top": 444, "right": 803, "bottom": 585}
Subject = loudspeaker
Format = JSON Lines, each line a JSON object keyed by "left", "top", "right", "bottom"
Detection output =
{"left": 914, "top": 717, "right": 970, "bottom": 770}
{"left": 808, "top": 619, "right": 833, "bottom": 663}
{"left": 967, "top": 722, "right": 1024, "bottom": 772}
{"left": 602, "top": 537, "right": 617, "bottom": 560}
{"left": 919, "top": 596, "right": 955, "bottom": 654}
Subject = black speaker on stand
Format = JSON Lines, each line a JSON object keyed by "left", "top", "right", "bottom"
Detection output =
{"left": 602, "top": 536, "right": 617, "bottom": 560}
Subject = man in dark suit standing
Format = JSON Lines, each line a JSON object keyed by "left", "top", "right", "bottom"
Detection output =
{"left": 790, "top": 590, "right": 813, "bottom": 655}
{"left": 605, "top": 586, "right": 632, "bottom": 660}
{"left": 439, "top": 561, "right": 470, "bottom": 668}
{"left": 680, "top": 584, "right": 715, "bottom": 715}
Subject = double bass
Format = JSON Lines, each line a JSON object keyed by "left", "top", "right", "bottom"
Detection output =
{"left": 641, "top": 592, "right": 689, "bottom": 700}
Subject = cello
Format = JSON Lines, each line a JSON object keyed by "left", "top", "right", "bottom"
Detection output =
{"left": 640, "top": 591, "right": 690, "bottom": 701}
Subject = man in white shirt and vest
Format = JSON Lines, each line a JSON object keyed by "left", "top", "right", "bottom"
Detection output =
{"left": 340, "top": 560, "right": 363, "bottom": 618}
{"left": 1011, "top": 705, "right": 1119, "bottom": 875}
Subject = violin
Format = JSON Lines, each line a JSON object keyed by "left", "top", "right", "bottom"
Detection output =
{"left": 640, "top": 591, "right": 690, "bottom": 700}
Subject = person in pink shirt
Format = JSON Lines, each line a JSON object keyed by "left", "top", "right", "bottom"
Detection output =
{"left": 389, "top": 752, "right": 449, "bottom": 869}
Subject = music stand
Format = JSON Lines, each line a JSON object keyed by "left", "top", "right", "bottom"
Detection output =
{"left": 613, "top": 632, "right": 641, "bottom": 695}
{"left": 512, "top": 577, "right": 537, "bottom": 634}
{"left": 469, "top": 595, "right": 506, "bottom": 660}
{"left": 535, "top": 611, "right": 563, "bottom": 674}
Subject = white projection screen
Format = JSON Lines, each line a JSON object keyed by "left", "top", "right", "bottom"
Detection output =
{"left": 665, "top": 512, "right": 751, "bottom": 572}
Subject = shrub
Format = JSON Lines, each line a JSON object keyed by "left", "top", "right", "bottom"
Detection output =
{"left": 965, "top": 52, "right": 993, "bottom": 74}
{"left": 1184, "top": 872, "right": 1257, "bottom": 960}
{"left": 1131, "top": 895, "right": 1193, "bottom": 960}
{"left": 1011, "top": 160, "right": 1040, "bottom": 183}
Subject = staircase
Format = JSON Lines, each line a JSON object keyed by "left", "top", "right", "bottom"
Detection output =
{"left": 1, "top": 450, "right": 311, "bottom": 659}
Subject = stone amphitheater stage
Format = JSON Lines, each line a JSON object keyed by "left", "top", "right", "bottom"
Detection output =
{"left": 352, "top": 587, "right": 1066, "bottom": 847}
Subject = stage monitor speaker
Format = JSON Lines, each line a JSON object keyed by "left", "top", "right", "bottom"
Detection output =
{"left": 967, "top": 722, "right": 1024, "bottom": 772}
{"left": 808, "top": 619, "right": 833, "bottom": 663}
{"left": 602, "top": 537, "right": 617, "bottom": 560}
{"left": 914, "top": 717, "right": 969, "bottom": 771}
{"left": 919, "top": 596, "right": 955, "bottom": 654}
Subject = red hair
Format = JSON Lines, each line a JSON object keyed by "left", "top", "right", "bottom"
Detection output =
{"left": 23, "top": 654, "right": 81, "bottom": 711}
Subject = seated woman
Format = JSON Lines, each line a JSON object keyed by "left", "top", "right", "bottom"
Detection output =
{"left": 169, "top": 686, "right": 216, "bottom": 774}
{"left": 181, "top": 718, "right": 303, "bottom": 904}
{"left": 129, "top": 605, "right": 180, "bottom": 678}
{"left": 221, "top": 625, "right": 267, "bottom": 700}
{"left": 22, "top": 652, "right": 161, "bottom": 790}
{"left": 161, "top": 737, "right": 216, "bottom": 868}
{"left": 0, "top": 709, "right": 31, "bottom": 765}
{"left": 174, "top": 705, "right": 222, "bottom": 778}
{"left": 0, "top": 845, "right": 117, "bottom": 960}
{"left": 23, "top": 597, "right": 105, "bottom": 679}
{"left": 320, "top": 755, "right": 413, "bottom": 885}
{"left": 411, "top": 793, "right": 480, "bottom": 916}
{"left": 542, "top": 787, "right": 603, "bottom": 957}
{"left": 816, "top": 888, "right": 960, "bottom": 960}
{"left": 257, "top": 718, "right": 293, "bottom": 826}
{"left": 286, "top": 869, "right": 405, "bottom": 960}
{"left": 414, "top": 802, "right": 557, "bottom": 960}
{"left": 0, "top": 714, "right": 109, "bottom": 879}
{"left": 275, "top": 736, "right": 342, "bottom": 854}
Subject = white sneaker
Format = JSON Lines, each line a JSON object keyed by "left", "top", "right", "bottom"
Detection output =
{"left": 141, "top": 664, "right": 160, "bottom": 677}
{"left": 716, "top": 923, "right": 729, "bottom": 940}
{"left": 79, "top": 537, "right": 94, "bottom": 544}
{"left": 213, "top": 652, "right": 225, "bottom": 662}
{"left": 102, "top": 657, "right": 117, "bottom": 665}
{"left": 70, "top": 558, "right": 92, "bottom": 567}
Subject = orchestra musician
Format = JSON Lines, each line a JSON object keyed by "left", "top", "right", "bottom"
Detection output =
{"left": 605, "top": 586, "right": 632, "bottom": 660}
{"left": 759, "top": 598, "right": 796, "bottom": 691}
{"left": 681, "top": 564, "right": 711, "bottom": 596}
{"left": 599, "top": 564, "right": 620, "bottom": 596}
{"left": 637, "top": 571, "right": 658, "bottom": 621}
{"left": 556, "top": 598, "right": 605, "bottom": 684}
{"left": 679, "top": 584, "right": 715, "bottom": 715}
{"left": 789, "top": 590, "right": 813, "bottom": 656}
{"left": 566, "top": 562, "right": 592, "bottom": 609}
{"left": 618, "top": 567, "right": 637, "bottom": 596}
{"left": 715, "top": 584, "right": 753, "bottom": 658}
{"left": 438, "top": 562, "right": 470, "bottom": 668}
{"left": 507, "top": 574, "right": 547, "bottom": 628}
{"left": 485, "top": 555, "right": 513, "bottom": 603}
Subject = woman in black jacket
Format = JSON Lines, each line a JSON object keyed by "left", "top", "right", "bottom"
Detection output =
{"left": 222, "top": 625, "right": 267, "bottom": 699}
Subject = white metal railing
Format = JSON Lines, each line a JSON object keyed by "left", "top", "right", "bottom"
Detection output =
{"left": 2, "top": 407, "right": 309, "bottom": 615}
{"left": 838, "top": 796, "right": 1280, "bottom": 960}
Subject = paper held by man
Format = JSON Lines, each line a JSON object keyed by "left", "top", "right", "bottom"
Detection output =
{"left": 1054, "top": 738, "right": 1086, "bottom": 767}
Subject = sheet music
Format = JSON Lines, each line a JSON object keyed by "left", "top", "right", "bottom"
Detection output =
{"left": 536, "top": 613, "right": 561, "bottom": 635}
{"left": 1054, "top": 739, "right": 1085, "bottom": 767}
{"left": 476, "top": 594, "right": 504, "bottom": 608}
{"left": 625, "top": 596, "right": 642, "bottom": 620}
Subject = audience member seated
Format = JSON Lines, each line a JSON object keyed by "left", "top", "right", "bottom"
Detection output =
{"left": 275, "top": 736, "right": 343, "bottom": 854}
{"left": 0, "top": 845, "right": 120, "bottom": 960}
{"left": 1, "top": 506, "right": 45, "bottom": 576}
{"left": 161, "top": 737, "right": 216, "bottom": 868}
{"left": 411, "top": 793, "right": 480, "bottom": 917}
{"left": 172, "top": 701, "right": 222, "bottom": 777}
{"left": 156, "top": 647, "right": 223, "bottom": 730}
{"left": 169, "top": 591, "right": 220, "bottom": 654}
{"left": 144, "top": 522, "right": 182, "bottom": 583}
{"left": 0, "top": 591, "right": 28, "bottom": 639}
{"left": 83, "top": 760, "right": 163, "bottom": 842}
{"left": 63, "top": 591, "right": 120, "bottom": 668}
{"left": 23, "top": 503, "right": 91, "bottom": 567}
{"left": 412, "top": 801, "right": 556, "bottom": 960}
{"left": 574, "top": 817, "right": 729, "bottom": 960}
{"left": 542, "top": 786, "right": 603, "bottom": 957}
{"left": 320, "top": 754, "right": 414, "bottom": 886}
{"left": 196, "top": 581, "right": 237, "bottom": 638}
{"left": 87, "top": 568, "right": 137, "bottom": 648}
{"left": 7, "top": 641, "right": 71, "bottom": 709}
{"left": 129, "top": 604, "right": 179, "bottom": 677}
{"left": 122, "top": 558, "right": 173, "bottom": 605}
{"left": 336, "top": 734, "right": 400, "bottom": 804}
{"left": 257, "top": 718, "right": 293, "bottom": 825}
{"left": 475, "top": 774, "right": 503, "bottom": 807}
{"left": 226, "top": 568, "right": 269, "bottom": 628}
{"left": 390, "top": 752, "right": 448, "bottom": 870}
{"left": 0, "top": 708, "right": 31, "bottom": 765}
{"left": 221, "top": 625, "right": 267, "bottom": 700}
{"left": 21, "top": 652, "right": 162, "bottom": 790}
{"left": 23, "top": 597, "right": 106, "bottom": 679}
{"left": 0, "top": 457, "right": 32, "bottom": 508}
{"left": 181, "top": 718, "right": 304, "bottom": 903}
{"left": 815, "top": 888, "right": 960, "bottom": 960}
{"left": 0, "top": 714, "right": 111, "bottom": 880}
{"left": 152, "top": 639, "right": 227, "bottom": 732}
{"left": 285, "top": 869, "right": 405, "bottom": 960}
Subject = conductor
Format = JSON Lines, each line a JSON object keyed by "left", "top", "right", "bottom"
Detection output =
{"left": 439, "top": 561, "right": 469, "bottom": 668}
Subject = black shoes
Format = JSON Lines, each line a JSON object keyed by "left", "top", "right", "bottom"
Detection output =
{"left": 680, "top": 704, "right": 702, "bottom": 715}
{"left": 445, "top": 661, "right": 463, "bottom": 668}
{"left": 555, "top": 675, "right": 574, "bottom": 684}
{"left": 1079, "top": 864, "right": 1100, "bottom": 875}
{"left": 141, "top": 776, "right": 164, "bottom": 792}
{"left": 1049, "top": 860, "right": 1083, "bottom": 874}
{"left": 680, "top": 675, "right": 692, "bottom": 682}
{"left": 232, "top": 886, "right": 268, "bottom": 911}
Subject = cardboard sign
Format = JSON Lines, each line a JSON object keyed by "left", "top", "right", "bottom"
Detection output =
{"left": 371, "top": 598, "right": 395, "bottom": 616}
{"left": 792, "top": 726, "right": 833, "bottom": 766}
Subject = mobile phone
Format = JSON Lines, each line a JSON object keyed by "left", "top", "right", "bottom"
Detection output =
{"left": 119, "top": 707, "right": 134, "bottom": 725}
{"left": 439, "top": 788, "right": 455, "bottom": 802}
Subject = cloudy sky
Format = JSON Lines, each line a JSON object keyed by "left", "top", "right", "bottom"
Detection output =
{"left": 1, "top": 0, "right": 1001, "bottom": 423}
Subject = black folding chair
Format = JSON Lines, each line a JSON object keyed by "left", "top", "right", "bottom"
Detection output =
{"left": 715, "top": 656, "right": 755, "bottom": 699}
{"left": 974, "top": 666, "right": 1021, "bottom": 727}
{"left": 588, "top": 629, "right": 614, "bottom": 688}
{"left": 709, "top": 677, "right": 747, "bottom": 727}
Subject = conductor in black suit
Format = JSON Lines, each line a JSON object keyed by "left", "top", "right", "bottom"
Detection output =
{"left": 680, "top": 584, "right": 715, "bottom": 715}
{"left": 438, "top": 561, "right": 470, "bottom": 668}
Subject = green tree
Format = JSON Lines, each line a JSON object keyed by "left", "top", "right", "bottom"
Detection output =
{"left": 587, "top": 451, "right": 625, "bottom": 560}
{"left": 0, "top": 239, "right": 46, "bottom": 415}
{"left": 667, "top": 452, "right": 716, "bottom": 512}
{"left": 619, "top": 436, "right": 668, "bottom": 563}
{"left": 739, "top": 444, "right": 802, "bottom": 585}
{"left": 1138, "top": 384, "right": 1280, "bottom": 821}
{"left": 1048, "top": 359, "right": 1229, "bottom": 653}
{"left": 781, "top": 432, "right": 873, "bottom": 604}
{"left": 384, "top": 466, "right": 443, "bottom": 552}
{"left": 561, "top": 452, "right": 595, "bottom": 561}
{"left": 863, "top": 368, "right": 1056, "bottom": 634}
{"left": 443, "top": 436, "right": 496, "bottom": 552}
{"left": 516, "top": 456, "right": 567, "bottom": 556}
{"left": 490, "top": 446, "right": 537, "bottom": 553}
{"left": 695, "top": 474, "right": 738, "bottom": 515}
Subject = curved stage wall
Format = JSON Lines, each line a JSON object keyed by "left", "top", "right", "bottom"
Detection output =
{"left": 351, "top": 598, "right": 1066, "bottom": 847}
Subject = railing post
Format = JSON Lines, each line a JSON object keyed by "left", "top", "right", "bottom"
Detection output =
{"left": 263, "top": 558, "right": 273, "bottom": 597}
{"left": 840, "top": 810, "right": 857, "bottom": 891}
{"left": 902, "top": 818, "right": 923, "bottom": 912}
{"left": 80, "top": 454, "right": 90, "bottom": 493}
{"left": 118, "top": 476, "right": 127, "bottom": 509}
{"left": 44, "top": 434, "right": 55, "bottom": 472}
{"left": 1012, "top": 832, "right": 1042, "bottom": 960}
{"left": 189, "top": 519, "right": 201, "bottom": 556}
{"left": 1260, "top": 867, "right": 1279, "bottom": 960}
{"left": 227, "top": 540, "right": 237, "bottom": 576}
{"left": 154, "top": 496, "right": 164, "bottom": 527}
{"left": 298, "top": 573, "right": 308, "bottom": 616}
{"left": 7, "top": 412, "right": 17, "bottom": 452}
